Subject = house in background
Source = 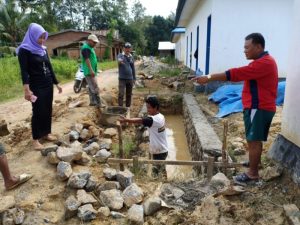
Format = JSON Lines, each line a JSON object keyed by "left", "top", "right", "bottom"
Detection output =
{"left": 158, "top": 42, "right": 175, "bottom": 57}
{"left": 46, "top": 29, "right": 124, "bottom": 60}
{"left": 171, "top": 27, "right": 186, "bottom": 63}
{"left": 173, "top": 0, "right": 293, "bottom": 76}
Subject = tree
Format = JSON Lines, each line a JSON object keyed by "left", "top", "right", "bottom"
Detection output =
{"left": 88, "top": 0, "right": 127, "bottom": 30}
{"left": 0, "top": 0, "right": 28, "bottom": 45}
{"left": 131, "top": 0, "right": 145, "bottom": 22}
{"left": 145, "top": 15, "right": 174, "bottom": 55}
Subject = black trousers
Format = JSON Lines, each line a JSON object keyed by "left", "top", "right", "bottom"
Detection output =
{"left": 31, "top": 86, "right": 53, "bottom": 140}
{"left": 152, "top": 152, "right": 168, "bottom": 176}
{"left": 118, "top": 79, "right": 133, "bottom": 107}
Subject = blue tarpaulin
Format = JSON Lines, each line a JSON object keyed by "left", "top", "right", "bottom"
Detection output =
{"left": 208, "top": 81, "right": 286, "bottom": 118}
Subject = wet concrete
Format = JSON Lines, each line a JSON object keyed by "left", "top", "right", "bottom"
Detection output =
{"left": 165, "top": 115, "right": 193, "bottom": 180}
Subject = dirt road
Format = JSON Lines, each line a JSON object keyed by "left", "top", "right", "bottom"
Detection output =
{"left": 0, "top": 68, "right": 119, "bottom": 125}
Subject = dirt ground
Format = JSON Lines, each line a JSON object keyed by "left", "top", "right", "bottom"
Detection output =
{"left": 0, "top": 62, "right": 299, "bottom": 225}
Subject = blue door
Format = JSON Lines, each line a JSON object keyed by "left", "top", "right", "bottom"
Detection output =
{"left": 196, "top": 26, "right": 199, "bottom": 71}
{"left": 186, "top": 36, "right": 188, "bottom": 66}
{"left": 190, "top": 32, "right": 192, "bottom": 68}
{"left": 205, "top": 15, "right": 212, "bottom": 74}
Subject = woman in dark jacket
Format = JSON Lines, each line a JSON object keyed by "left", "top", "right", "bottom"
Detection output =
{"left": 17, "top": 23, "right": 62, "bottom": 150}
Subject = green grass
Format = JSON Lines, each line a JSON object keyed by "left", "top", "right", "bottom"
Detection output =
{"left": 160, "top": 56, "right": 178, "bottom": 65}
{"left": 51, "top": 58, "right": 78, "bottom": 82}
{"left": 98, "top": 60, "right": 117, "bottom": 71}
{"left": 0, "top": 57, "right": 23, "bottom": 102}
{"left": 112, "top": 135, "right": 136, "bottom": 158}
{"left": 159, "top": 67, "right": 181, "bottom": 77}
{"left": 0, "top": 57, "right": 118, "bottom": 103}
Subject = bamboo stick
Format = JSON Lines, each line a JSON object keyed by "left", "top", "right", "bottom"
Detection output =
{"left": 222, "top": 119, "right": 228, "bottom": 175}
{"left": 132, "top": 155, "right": 139, "bottom": 174}
{"left": 207, "top": 157, "right": 215, "bottom": 181}
{"left": 106, "top": 157, "right": 243, "bottom": 168}
{"left": 116, "top": 121, "right": 124, "bottom": 171}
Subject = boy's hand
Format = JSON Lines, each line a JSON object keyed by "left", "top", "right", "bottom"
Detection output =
{"left": 119, "top": 115, "right": 126, "bottom": 123}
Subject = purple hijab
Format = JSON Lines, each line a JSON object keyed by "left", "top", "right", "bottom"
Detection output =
{"left": 16, "top": 23, "right": 48, "bottom": 56}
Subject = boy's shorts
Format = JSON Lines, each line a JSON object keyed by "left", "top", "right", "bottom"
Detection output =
{"left": 243, "top": 109, "right": 275, "bottom": 141}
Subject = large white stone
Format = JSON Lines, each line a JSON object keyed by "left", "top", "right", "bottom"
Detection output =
{"left": 76, "top": 189, "right": 97, "bottom": 205}
{"left": 56, "top": 146, "right": 83, "bottom": 163}
{"left": 127, "top": 204, "right": 144, "bottom": 225}
{"left": 100, "top": 189, "right": 124, "bottom": 210}
{"left": 122, "top": 183, "right": 144, "bottom": 207}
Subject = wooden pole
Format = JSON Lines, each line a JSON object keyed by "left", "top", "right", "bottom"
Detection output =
{"left": 132, "top": 155, "right": 139, "bottom": 174}
{"left": 116, "top": 121, "right": 124, "bottom": 171}
{"left": 107, "top": 157, "right": 243, "bottom": 168}
{"left": 207, "top": 157, "right": 215, "bottom": 181}
{"left": 222, "top": 119, "right": 229, "bottom": 174}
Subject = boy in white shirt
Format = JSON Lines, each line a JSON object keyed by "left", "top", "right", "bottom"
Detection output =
{"left": 119, "top": 96, "right": 168, "bottom": 177}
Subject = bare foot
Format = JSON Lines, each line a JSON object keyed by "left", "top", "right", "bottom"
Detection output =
{"left": 44, "top": 134, "right": 57, "bottom": 141}
{"left": 5, "top": 176, "right": 19, "bottom": 190}
{"left": 33, "top": 140, "right": 44, "bottom": 150}
{"left": 5, "top": 174, "right": 33, "bottom": 190}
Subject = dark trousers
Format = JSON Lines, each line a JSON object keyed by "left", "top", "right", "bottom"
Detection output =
{"left": 118, "top": 79, "right": 133, "bottom": 107}
{"left": 31, "top": 86, "right": 53, "bottom": 140}
{"left": 152, "top": 152, "right": 168, "bottom": 177}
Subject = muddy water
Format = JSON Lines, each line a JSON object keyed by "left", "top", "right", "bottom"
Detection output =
{"left": 165, "top": 115, "right": 193, "bottom": 180}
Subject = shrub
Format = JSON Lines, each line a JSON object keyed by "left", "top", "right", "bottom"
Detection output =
{"left": 160, "top": 56, "right": 177, "bottom": 65}
{"left": 158, "top": 68, "right": 181, "bottom": 77}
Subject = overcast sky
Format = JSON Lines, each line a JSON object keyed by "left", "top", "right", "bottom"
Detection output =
{"left": 127, "top": 0, "right": 178, "bottom": 18}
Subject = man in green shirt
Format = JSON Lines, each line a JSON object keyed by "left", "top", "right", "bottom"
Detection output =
{"left": 81, "top": 34, "right": 101, "bottom": 106}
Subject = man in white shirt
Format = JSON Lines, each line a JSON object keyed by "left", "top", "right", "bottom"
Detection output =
{"left": 119, "top": 96, "right": 168, "bottom": 177}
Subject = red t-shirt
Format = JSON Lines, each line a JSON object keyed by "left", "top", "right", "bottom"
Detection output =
{"left": 226, "top": 52, "right": 278, "bottom": 112}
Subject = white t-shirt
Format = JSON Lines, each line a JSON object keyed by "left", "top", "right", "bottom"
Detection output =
{"left": 142, "top": 113, "right": 168, "bottom": 154}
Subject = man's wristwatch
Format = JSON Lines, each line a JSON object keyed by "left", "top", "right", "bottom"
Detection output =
{"left": 207, "top": 74, "right": 212, "bottom": 80}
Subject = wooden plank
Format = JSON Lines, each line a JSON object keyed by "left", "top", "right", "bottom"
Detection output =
{"left": 283, "top": 204, "right": 300, "bottom": 225}
{"left": 207, "top": 157, "right": 215, "bottom": 181}
{"left": 106, "top": 158, "right": 243, "bottom": 168}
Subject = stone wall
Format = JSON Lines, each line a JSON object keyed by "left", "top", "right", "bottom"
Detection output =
{"left": 183, "top": 94, "right": 222, "bottom": 173}
{"left": 268, "top": 134, "right": 300, "bottom": 184}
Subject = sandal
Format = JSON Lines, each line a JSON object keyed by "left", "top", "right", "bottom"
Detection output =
{"left": 6, "top": 173, "right": 33, "bottom": 191}
{"left": 233, "top": 173, "right": 259, "bottom": 185}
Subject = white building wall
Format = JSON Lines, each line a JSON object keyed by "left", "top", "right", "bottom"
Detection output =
{"left": 281, "top": 0, "right": 300, "bottom": 148}
{"left": 210, "top": 0, "right": 293, "bottom": 77}
{"left": 184, "top": 0, "right": 213, "bottom": 71}
{"left": 175, "top": 34, "right": 186, "bottom": 63}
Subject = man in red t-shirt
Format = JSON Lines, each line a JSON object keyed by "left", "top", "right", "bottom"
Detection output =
{"left": 193, "top": 33, "right": 278, "bottom": 184}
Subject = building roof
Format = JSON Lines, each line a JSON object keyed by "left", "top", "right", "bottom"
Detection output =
{"left": 158, "top": 42, "right": 175, "bottom": 50}
{"left": 49, "top": 29, "right": 91, "bottom": 37}
{"left": 172, "top": 27, "right": 186, "bottom": 33}
{"left": 171, "top": 27, "right": 186, "bottom": 43}
{"left": 174, "top": 0, "right": 186, "bottom": 27}
{"left": 174, "top": 0, "right": 200, "bottom": 27}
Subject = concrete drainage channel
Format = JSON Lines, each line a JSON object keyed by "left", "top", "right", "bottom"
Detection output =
{"left": 137, "top": 93, "right": 223, "bottom": 175}
{"left": 99, "top": 93, "right": 235, "bottom": 212}
{"left": 110, "top": 93, "right": 231, "bottom": 211}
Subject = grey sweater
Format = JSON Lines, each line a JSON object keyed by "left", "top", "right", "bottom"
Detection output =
{"left": 117, "top": 53, "right": 136, "bottom": 80}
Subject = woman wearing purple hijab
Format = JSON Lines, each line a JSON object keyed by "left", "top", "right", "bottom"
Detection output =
{"left": 17, "top": 23, "right": 62, "bottom": 150}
